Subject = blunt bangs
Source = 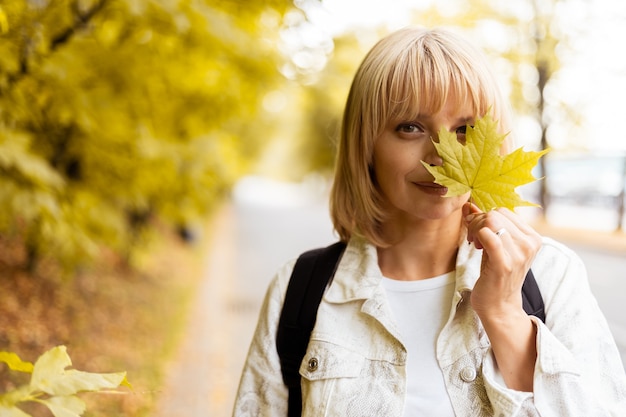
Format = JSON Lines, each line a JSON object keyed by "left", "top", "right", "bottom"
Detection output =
{"left": 380, "top": 31, "right": 492, "bottom": 134}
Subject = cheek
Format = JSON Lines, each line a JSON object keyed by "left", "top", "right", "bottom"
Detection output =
{"left": 373, "top": 149, "right": 400, "bottom": 179}
{"left": 374, "top": 145, "right": 420, "bottom": 176}
{"left": 373, "top": 150, "right": 418, "bottom": 192}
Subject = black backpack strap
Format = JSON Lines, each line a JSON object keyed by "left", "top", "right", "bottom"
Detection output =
{"left": 522, "top": 269, "right": 545, "bottom": 322}
{"left": 276, "top": 241, "right": 347, "bottom": 417}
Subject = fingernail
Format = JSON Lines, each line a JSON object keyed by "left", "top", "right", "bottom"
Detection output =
{"left": 464, "top": 214, "right": 475, "bottom": 222}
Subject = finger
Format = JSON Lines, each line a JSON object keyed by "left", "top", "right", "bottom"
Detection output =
{"left": 462, "top": 201, "right": 482, "bottom": 218}
{"left": 488, "top": 209, "right": 542, "bottom": 258}
{"left": 495, "top": 208, "right": 540, "bottom": 237}
{"left": 476, "top": 211, "right": 541, "bottom": 277}
{"left": 476, "top": 223, "right": 508, "bottom": 253}
{"left": 494, "top": 228, "right": 509, "bottom": 238}
{"left": 468, "top": 209, "right": 514, "bottom": 235}
{"left": 466, "top": 211, "right": 519, "bottom": 251}
{"left": 463, "top": 202, "right": 485, "bottom": 245}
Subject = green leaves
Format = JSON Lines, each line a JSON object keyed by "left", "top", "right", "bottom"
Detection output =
{"left": 422, "top": 113, "right": 549, "bottom": 211}
{"left": 0, "top": 346, "right": 128, "bottom": 417}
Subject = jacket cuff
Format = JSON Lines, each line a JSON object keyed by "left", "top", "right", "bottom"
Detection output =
{"left": 482, "top": 349, "right": 533, "bottom": 414}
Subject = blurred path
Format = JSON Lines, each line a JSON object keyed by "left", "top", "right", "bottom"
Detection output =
{"left": 151, "top": 203, "right": 239, "bottom": 417}
{"left": 568, "top": 243, "right": 626, "bottom": 366}
{"left": 151, "top": 177, "right": 335, "bottom": 417}
{"left": 152, "top": 178, "right": 626, "bottom": 417}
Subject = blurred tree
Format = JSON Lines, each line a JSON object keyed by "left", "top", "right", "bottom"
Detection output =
{"left": 0, "top": 0, "right": 294, "bottom": 271}
{"left": 289, "top": 32, "right": 369, "bottom": 178}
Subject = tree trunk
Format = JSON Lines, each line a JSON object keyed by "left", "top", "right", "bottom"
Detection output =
{"left": 536, "top": 62, "right": 550, "bottom": 215}
{"left": 617, "top": 156, "right": 626, "bottom": 232}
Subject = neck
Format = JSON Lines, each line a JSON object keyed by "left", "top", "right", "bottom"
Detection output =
{"left": 377, "top": 215, "right": 463, "bottom": 281}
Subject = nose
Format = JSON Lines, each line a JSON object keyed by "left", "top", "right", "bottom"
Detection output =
{"left": 423, "top": 136, "right": 443, "bottom": 167}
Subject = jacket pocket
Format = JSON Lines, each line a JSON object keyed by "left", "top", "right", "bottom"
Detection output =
{"left": 299, "top": 339, "right": 404, "bottom": 416}
{"left": 299, "top": 339, "right": 364, "bottom": 381}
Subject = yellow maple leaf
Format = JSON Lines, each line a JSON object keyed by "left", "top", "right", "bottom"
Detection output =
{"left": 421, "top": 113, "right": 549, "bottom": 211}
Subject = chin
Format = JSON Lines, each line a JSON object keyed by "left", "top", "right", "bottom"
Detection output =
{"left": 415, "top": 200, "right": 464, "bottom": 220}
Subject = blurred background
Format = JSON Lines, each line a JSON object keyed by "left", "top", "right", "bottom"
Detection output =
{"left": 1, "top": 0, "right": 625, "bottom": 416}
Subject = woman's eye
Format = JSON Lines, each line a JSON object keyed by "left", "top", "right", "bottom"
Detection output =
{"left": 455, "top": 125, "right": 471, "bottom": 144}
{"left": 396, "top": 123, "right": 423, "bottom": 134}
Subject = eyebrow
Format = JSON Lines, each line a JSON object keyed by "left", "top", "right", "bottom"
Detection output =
{"left": 456, "top": 116, "right": 475, "bottom": 125}
{"left": 406, "top": 114, "right": 475, "bottom": 125}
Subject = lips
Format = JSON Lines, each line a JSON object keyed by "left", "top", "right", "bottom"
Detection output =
{"left": 413, "top": 182, "right": 448, "bottom": 196}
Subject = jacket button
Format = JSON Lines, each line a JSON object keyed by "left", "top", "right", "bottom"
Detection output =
{"left": 460, "top": 366, "right": 476, "bottom": 382}
{"left": 307, "top": 357, "right": 319, "bottom": 372}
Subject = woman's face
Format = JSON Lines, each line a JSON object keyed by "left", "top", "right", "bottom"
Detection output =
{"left": 372, "top": 96, "right": 473, "bottom": 224}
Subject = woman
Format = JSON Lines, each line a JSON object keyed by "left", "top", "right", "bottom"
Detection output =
{"left": 233, "top": 27, "right": 626, "bottom": 416}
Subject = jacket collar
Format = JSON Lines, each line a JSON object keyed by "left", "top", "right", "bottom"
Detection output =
{"left": 325, "top": 235, "right": 483, "bottom": 304}
{"left": 324, "top": 237, "right": 382, "bottom": 303}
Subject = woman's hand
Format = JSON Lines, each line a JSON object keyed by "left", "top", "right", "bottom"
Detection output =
{"left": 462, "top": 202, "right": 542, "bottom": 392}
{"left": 462, "top": 202, "right": 542, "bottom": 319}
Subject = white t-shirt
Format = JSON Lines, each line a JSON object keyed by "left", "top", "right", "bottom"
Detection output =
{"left": 381, "top": 272, "right": 456, "bottom": 417}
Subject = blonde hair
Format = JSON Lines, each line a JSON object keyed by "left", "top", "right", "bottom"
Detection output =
{"left": 330, "top": 27, "right": 512, "bottom": 246}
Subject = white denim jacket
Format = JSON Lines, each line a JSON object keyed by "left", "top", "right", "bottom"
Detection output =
{"left": 233, "top": 236, "right": 626, "bottom": 416}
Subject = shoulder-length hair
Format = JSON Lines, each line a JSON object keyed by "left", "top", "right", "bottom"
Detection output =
{"left": 329, "top": 27, "right": 512, "bottom": 246}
